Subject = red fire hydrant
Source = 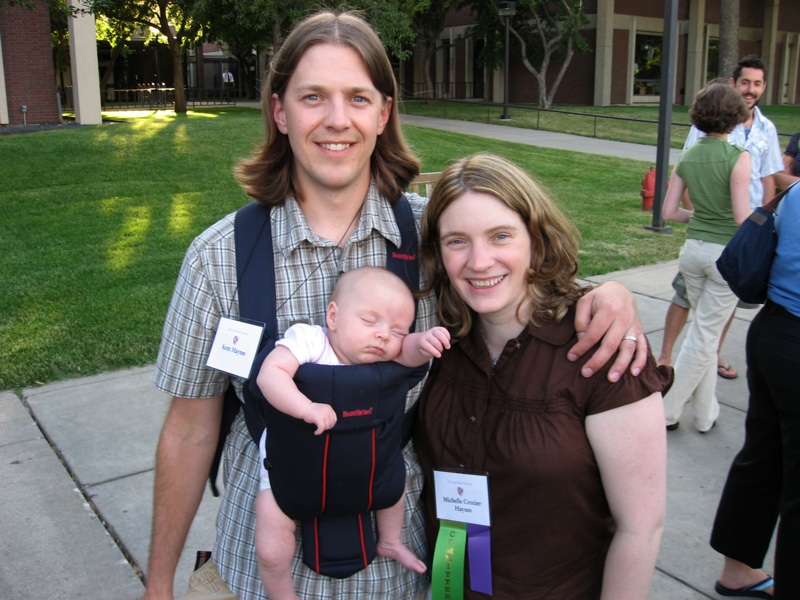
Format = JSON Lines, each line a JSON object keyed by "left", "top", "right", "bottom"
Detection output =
{"left": 640, "top": 166, "right": 656, "bottom": 211}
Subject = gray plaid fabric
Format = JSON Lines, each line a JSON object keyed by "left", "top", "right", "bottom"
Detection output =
{"left": 154, "top": 185, "right": 435, "bottom": 599}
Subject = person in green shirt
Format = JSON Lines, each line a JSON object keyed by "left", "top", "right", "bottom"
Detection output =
{"left": 661, "top": 81, "right": 751, "bottom": 432}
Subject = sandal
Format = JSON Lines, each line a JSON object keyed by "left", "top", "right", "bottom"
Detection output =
{"left": 717, "top": 361, "right": 738, "bottom": 379}
{"left": 715, "top": 576, "right": 774, "bottom": 598}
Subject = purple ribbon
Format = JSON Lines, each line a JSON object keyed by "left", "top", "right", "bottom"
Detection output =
{"left": 467, "top": 523, "right": 492, "bottom": 595}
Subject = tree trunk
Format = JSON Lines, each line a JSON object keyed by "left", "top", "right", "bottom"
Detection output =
{"left": 243, "top": 65, "right": 254, "bottom": 99}
{"left": 236, "top": 54, "right": 256, "bottom": 99}
{"left": 424, "top": 43, "right": 436, "bottom": 101}
{"left": 546, "top": 40, "right": 575, "bottom": 108}
{"left": 272, "top": 22, "right": 283, "bottom": 53}
{"left": 99, "top": 45, "right": 122, "bottom": 97}
{"left": 170, "top": 39, "right": 187, "bottom": 113}
{"left": 718, "top": 0, "right": 739, "bottom": 79}
{"left": 515, "top": 28, "right": 567, "bottom": 110}
{"left": 156, "top": 1, "right": 187, "bottom": 113}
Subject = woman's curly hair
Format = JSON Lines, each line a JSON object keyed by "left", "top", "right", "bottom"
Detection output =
{"left": 689, "top": 81, "right": 749, "bottom": 135}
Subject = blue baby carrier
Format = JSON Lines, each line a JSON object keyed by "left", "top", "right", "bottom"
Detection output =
{"left": 210, "top": 197, "right": 427, "bottom": 579}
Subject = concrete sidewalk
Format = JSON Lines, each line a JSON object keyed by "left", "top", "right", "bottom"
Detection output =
{"left": 2, "top": 116, "right": 770, "bottom": 599}
{"left": 400, "top": 114, "right": 684, "bottom": 165}
{"left": 2, "top": 259, "right": 768, "bottom": 600}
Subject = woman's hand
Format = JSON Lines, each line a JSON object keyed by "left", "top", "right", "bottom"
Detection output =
{"left": 569, "top": 282, "right": 647, "bottom": 382}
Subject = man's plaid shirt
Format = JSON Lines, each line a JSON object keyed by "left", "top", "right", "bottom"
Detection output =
{"left": 154, "top": 185, "right": 436, "bottom": 599}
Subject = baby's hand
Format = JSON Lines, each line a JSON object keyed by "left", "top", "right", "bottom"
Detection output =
{"left": 302, "top": 402, "right": 337, "bottom": 435}
{"left": 418, "top": 326, "right": 451, "bottom": 358}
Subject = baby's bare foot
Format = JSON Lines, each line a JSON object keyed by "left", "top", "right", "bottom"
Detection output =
{"left": 377, "top": 540, "right": 427, "bottom": 573}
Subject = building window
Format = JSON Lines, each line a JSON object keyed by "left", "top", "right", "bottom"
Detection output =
{"left": 473, "top": 38, "right": 485, "bottom": 99}
{"left": 706, "top": 38, "right": 719, "bottom": 82}
{"left": 633, "top": 33, "right": 662, "bottom": 95}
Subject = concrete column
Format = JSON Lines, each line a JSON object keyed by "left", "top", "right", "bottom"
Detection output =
{"left": 448, "top": 28, "right": 456, "bottom": 99}
{"left": 435, "top": 37, "right": 443, "bottom": 98}
{"left": 684, "top": 0, "right": 706, "bottom": 103}
{"left": 0, "top": 32, "right": 9, "bottom": 124}
{"left": 593, "top": 0, "right": 614, "bottom": 106}
{"left": 67, "top": 0, "right": 102, "bottom": 125}
{"left": 780, "top": 32, "right": 799, "bottom": 105}
{"left": 761, "top": 0, "right": 779, "bottom": 106}
{"left": 492, "top": 64, "right": 502, "bottom": 105}
{"left": 626, "top": 16, "right": 636, "bottom": 105}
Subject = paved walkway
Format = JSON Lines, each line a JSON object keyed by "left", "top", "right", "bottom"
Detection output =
{"left": 400, "top": 114, "right": 684, "bottom": 164}
{"left": 2, "top": 116, "right": 769, "bottom": 599}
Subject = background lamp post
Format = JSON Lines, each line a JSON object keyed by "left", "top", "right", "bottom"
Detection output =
{"left": 498, "top": 1, "right": 516, "bottom": 120}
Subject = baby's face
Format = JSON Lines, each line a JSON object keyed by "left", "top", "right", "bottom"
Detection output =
{"left": 327, "top": 285, "right": 414, "bottom": 365}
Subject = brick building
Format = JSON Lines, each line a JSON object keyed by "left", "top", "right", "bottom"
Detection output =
{"left": 403, "top": 0, "right": 800, "bottom": 107}
{"left": 0, "top": 0, "right": 60, "bottom": 127}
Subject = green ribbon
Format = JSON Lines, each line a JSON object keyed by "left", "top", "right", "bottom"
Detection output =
{"left": 431, "top": 520, "right": 467, "bottom": 600}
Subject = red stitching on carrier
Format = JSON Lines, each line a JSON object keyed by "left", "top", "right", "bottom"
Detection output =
{"left": 366, "top": 428, "right": 376, "bottom": 511}
{"left": 358, "top": 514, "right": 368, "bottom": 568}
{"left": 321, "top": 434, "right": 330, "bottom": 512}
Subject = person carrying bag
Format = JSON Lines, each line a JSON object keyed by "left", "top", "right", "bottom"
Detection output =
{"left": 717, "top": 181, "right": 799, "bottom": 304}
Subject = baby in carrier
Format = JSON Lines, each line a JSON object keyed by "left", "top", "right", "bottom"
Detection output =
{"left": 254, "top": 266, "right": 450, "bottom": 600}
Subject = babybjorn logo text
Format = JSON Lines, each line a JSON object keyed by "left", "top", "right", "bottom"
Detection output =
{"left": 391, "top": 251, "right": 416, "bottom": 261}
{"left": 342, "top": 408, "right": 374, "bottom": 418}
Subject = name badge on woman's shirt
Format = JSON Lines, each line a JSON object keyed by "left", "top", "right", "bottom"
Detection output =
{"left": 433, "top": 469, "right": 491, "bottom": 525}
{"left": 206, "top": 317, "right": 264, "bottom": 378}
{"left": 432, "top": 469, "right": 492, "bottom": 597}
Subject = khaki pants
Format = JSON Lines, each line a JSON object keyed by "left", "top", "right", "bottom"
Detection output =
{"left": 182, "top": 560, "right": 430, "bottom": 600}
{"left": 182, "top": 561, "right": 237, "bottom": 600}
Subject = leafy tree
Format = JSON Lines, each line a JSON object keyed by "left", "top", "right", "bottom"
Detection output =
{"left": 95, "top": 13, "right": 138, "bottom": 92}
{"left": 463, "top": 0, "right": 589, "bottom": 108}
{"left": 3, "top": 0, "right": 73, "bottom": 75}
{"left": 194, "top": 0, "right": 312, "bottom": 99}
{"left": 29, "top": 1, "right": 116, "bottom": 94}
{"left": 87, "top": 0, "right": 207, "bottom": 112}
{"left": 353, "top": 0, "right": 418, "bottom": 60}
{"left": 48, "top": 0, "right": 72, "bottom": 79}
{"left": 195, "top": 0, "right": 419, "bottom": 99}
{"left": 411, "top": 0, "right": 453, "bottom": 100}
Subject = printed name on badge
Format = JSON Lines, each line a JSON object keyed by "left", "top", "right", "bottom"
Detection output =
{"left": 433, "top": 470, "right": 491, "bottom": 526}
{"left": 206, "top": 317, "right": 264, "bottom": 378}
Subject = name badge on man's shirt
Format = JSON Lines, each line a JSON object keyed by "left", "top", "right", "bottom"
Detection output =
{"left": 206, "top": 317, "right": 264, "bottom": 378}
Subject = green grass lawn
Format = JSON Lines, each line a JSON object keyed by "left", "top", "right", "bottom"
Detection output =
{"left": 1, "top": 106, "right": 685, "bottom": 390}
{"left": 400, "top": 99, "right": 800, "bottom": 149}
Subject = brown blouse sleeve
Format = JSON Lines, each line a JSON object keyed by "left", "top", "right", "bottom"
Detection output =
{"left": 585, "top": 351, "right": 673, "bottom": 416}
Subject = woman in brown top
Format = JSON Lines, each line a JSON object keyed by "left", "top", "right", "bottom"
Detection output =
{"left": 415, "top": 153, "right": 672, "bottom": 599}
